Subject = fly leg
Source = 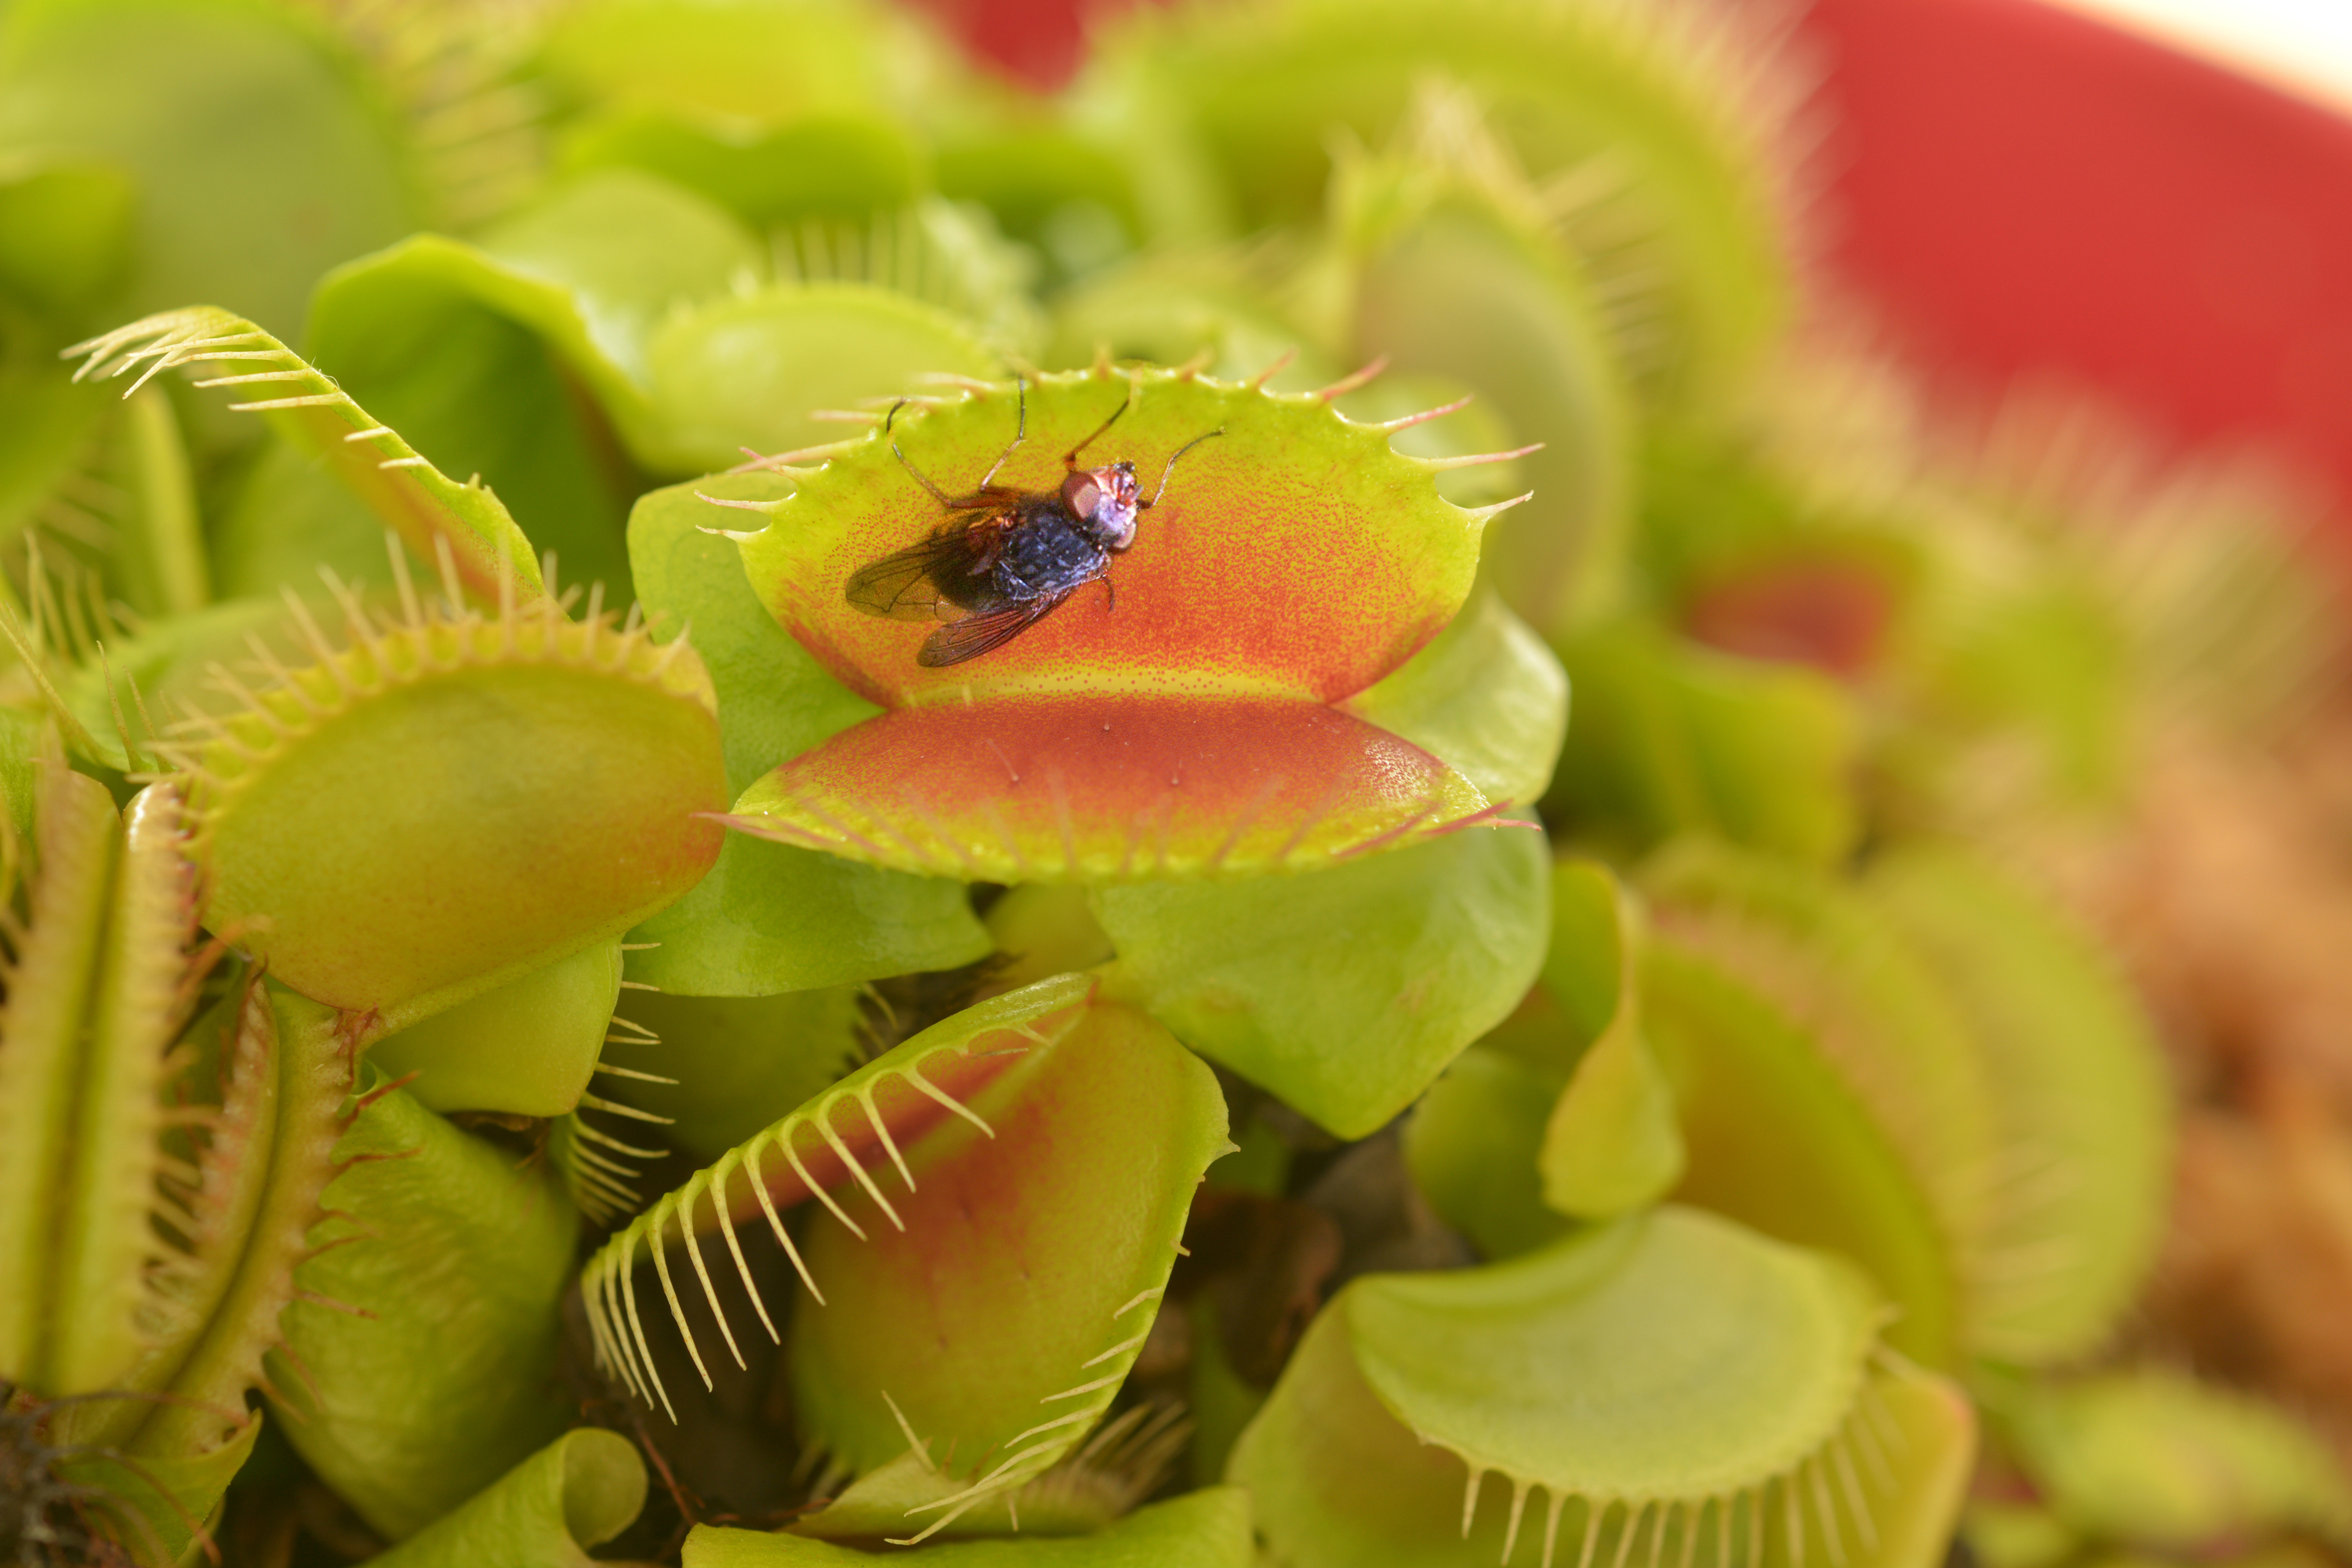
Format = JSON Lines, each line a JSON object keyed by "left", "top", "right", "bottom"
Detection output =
{"left": 975, "top": 376, "right": 1029, "bottom": 488}
{"left": 886, "top": 397, "right": 960, "bottom": 507}
{"left": 892, "top": 391, "right": 1029, "bottom": 511}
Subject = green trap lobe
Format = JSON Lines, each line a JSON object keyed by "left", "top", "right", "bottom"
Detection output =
{"left": 789, "top": 995, "right": 1229, "bottom": 1495}
{"left": 0, "top": 760, "right": 123, "bottom": 1393}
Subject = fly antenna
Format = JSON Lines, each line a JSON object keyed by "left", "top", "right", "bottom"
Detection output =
{"left": 1063, "top": 379, "right": 1137, "bottom": 470}
{"left": 1143, "top": 426, "right": 1225, "bottom": 510}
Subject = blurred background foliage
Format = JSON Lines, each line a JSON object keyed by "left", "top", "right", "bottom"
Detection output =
{"left": 3, "top": 0, "right": 2352, "bottom": 1566}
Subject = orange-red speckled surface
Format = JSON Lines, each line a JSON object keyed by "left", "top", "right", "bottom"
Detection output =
{"left": 738, "top": 370, "right": 1486, "bottom": 710}
{"left": 728, "top": 692, "right": 1494, "bottom": 884}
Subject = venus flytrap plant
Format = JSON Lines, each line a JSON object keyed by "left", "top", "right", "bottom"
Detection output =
{"left": 688, "top": 1486, "right": 1256, "bottom": 1566}
{"left": 67, "top": 307, "right": 547, "bottom": 604}
{"left": 0, "top": 0, "right": 418, "bottom": 347}
{"left": 360, "top": 1428, "right": 650, "bottom": 1568}
{"left": 1230, "top": 1207, "right": 1974, "bottom": 1568}
{"left": 265, "top": 1066, "right": 583, "bottom": 1541}
{"left": 685, "top": 359, "right": 1558, "bottom": 1134}
{"left": 1, "top": 764, "right": 191, "bottom": 1400}
{"left": 1639, "top": 938, "right": 1960, "bottom": 1370}
{"left": 622, "top": 474, "right": 990, "bottom": 996}
{"left": 531, "top": 0, "right": 957, "bottom": 234}
{"left": 1639, "top": 845, "right": 2002, "bottom": 1323}
{"left": 305, "top": 169, "right": 1025, "bottom": 526}
{"left": 9, "top": 0, "right": 2348, "bottom": 1562}
{"left": 1855, "top": 850, "right": 2170, "bottom": 1366}
{"left": 0, "top": 774, "right": 354, "bottom": 1564}
{"left": 1544, "top": 619, "right": 1860, "bottom": 866}
{"left": 146, "top": 539, "right": 725, "bottom": 1031}
{"left": 579, "top": 974, "right": 1230, "bottom": 1542}
{"left": 1085, "top": 0, "right": 1805, "bottom": 412}
{"left": 1979, "top": 1368, "right": 2352, "bottom": 1557}
{"left": 1319, "top": 82, "right": 1634, "bottom": 637}
{"left": 716, "top": 365, "right": 1526, "bottom": 881}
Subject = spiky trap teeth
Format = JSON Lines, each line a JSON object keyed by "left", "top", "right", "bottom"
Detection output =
{"left": 580, "top": 975, "right": 1229, "bottom": 1541}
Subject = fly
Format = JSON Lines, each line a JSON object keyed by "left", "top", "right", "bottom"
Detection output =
{"left": 846, "top": 380, "right": 1223, "bottom": 667}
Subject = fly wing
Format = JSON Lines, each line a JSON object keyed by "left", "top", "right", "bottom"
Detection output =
{"left": 917, "top": 590, "right": 1073, "bottom": 667}
{"left": 845, "top": 521, "right": 1006, "bottom": 620}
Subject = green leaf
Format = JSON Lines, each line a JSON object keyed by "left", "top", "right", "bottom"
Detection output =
{"left": 1541, "top": 858, "right": 1630, "bottom": 1057}
{"left": 595, "top": 983, "right": 864, "bottom": 1165}
{"left": 1547, "top": 619, "right": 1859, "bottom": 866}
{"left": 368, "top": 938, "right": 624, "bottom": 1118}
{"left": 1402, "top": 1046, "right": 1572, "bottom": 1260}
{"left": 365, "top": 1428, "right": 648, "bottom": 1568}
{"left": 0, "top": 154, "right": 134, "bottom": 321}
{"left": 1642, "top": 842, "right": 2000, "bottom": 1272}
{"left": 483, "top": 169, "right": 765, "bottom": 361}
{"left": 1095, "top": 817, "right": 1549, "bottom": 1138}
{"left": 684, "top": 1488, "right": 1255, "bottom": 1566}
{"left": 306, "top": 231, "right": 659, "bottom": 597}
{"left": 624, "top": 474, "right": 990, "bottom": 995}
{"left": 535, "top": 0, "right": 949, "bottom": 130}
{"left": 267, "top": 1073, "right": 579, "bottom": 1540}
{"left": 1475, "top": 858, "right": 1634, "bottom": 1076}
{"left": 1345, "top": 585, "right": 1570, "bottom": 809}
{"left": 0, "top": 0, "right": 417, "bottom": 342}
{"left": 1863, "top": 846, "right": 2172, "bottom": 1365}
{"left": 1640, "top": 942, "right": 1958, "bottom": 1367}
{"left": 644, "top": 281, "right": 1005, "bottom": 469}
{"left": 1334, "top": 112, "right": 1635, "bottom": 635}
{"left": 209, "top": 433, "right": 399, "bottom": 601}
{"left": 1232, "top": 1207, "right": 1972, "bottom": 1568}
{"left": 563, "top": 107, "right": 925, "bottom": 227}
{"left": 1409, "top": 858, "right": 1673, "bottom": 1236}
{"left": 1091, "top": 0, "right": 1795, "bottom": 404}
{"left": 1539, "top": 1011, "right": 1683, "bottom": 1221}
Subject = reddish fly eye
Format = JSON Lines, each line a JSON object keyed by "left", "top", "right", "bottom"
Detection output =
{"left": 1062, "top": 473, "right": 1102, "bottom": 516}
